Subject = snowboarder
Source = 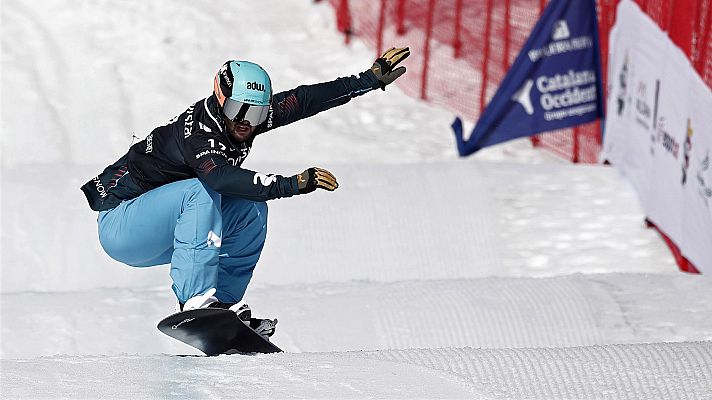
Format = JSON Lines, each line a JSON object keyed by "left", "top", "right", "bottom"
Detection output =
{"left": 81, "top": 47, "right": 410, "bottom": 338}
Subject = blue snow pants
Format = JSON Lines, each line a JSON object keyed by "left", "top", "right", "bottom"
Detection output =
{"left": 97, "top": 178, "right": 267, "bottom": 304}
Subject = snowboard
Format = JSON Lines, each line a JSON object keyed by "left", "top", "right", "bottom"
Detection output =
{"left": 157, "top": 308, "right": 282, "bottom": 355}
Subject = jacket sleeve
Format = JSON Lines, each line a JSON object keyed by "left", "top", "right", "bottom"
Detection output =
{"left": 185, "top": 133, "right": 300, "bottom": 201}
{"left": 199, "top": 163, "right": 300, "bottom": 201}
{"left": 257, "top": 69, "right": 380, "bottom": 134}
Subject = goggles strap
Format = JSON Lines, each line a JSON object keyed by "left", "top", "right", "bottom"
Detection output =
{"left": 233, "top": 102, "right": 250, "bottom": 123}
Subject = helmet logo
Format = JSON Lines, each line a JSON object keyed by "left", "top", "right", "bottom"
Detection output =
{"left": 247, "top": 81, "right": 265, "bottom": 92}
{"left": 220, "top": 64, "right": 233, "bottom": 88}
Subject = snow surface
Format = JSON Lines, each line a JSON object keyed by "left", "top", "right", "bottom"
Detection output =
{"left": 2, "top": 0, "right": 712, "bottom": 398}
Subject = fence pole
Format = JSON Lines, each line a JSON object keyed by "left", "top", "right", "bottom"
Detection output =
{"left": 661, "top": 0, "right": 672, "bottom": 31}
{"left": 454, "top": 0, "right": 463, "bottom": 58}
{"left": 669, "top": 0, "right": 696, "bottom": 58}
{"left": 698, "top": 4, "right": 711, "bottom": 75}
{"left": 504, "top": 0, "right": 511, "bottom": 69}
{"left": 572, "top": 127, "right": 580, "bottom": 162}
{"left": 479, "top": 0, "right": 494, "bottom": 114}
{"left": 531, "top": 0, "right": 547, "bottom": 147}
{"left": 420, "top": 0, "right": 436, "bottom": 100}
{"left": 338, "top": 0, "right": 352, "bottom": 45}
{"left": 376, "top": 0, "right": 386, "bottom": 57}
{"left": 597, "top": 1, "right": 610, "bottom": 147}
{"left": 598, "top": 0, "right": 608, "bottom": 99}
{"left": 639, "top": 0, "right": 648, "bottom": 13}
{"left": 396, "top": 0, "right": 406, "bottom": 34}
{"left": 693, "top": 0, "right": 704, "bottom": 65}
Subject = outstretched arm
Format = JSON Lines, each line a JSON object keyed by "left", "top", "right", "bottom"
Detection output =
{"left": 197, "top": 162, "right": 338, "bottom": 201}
{"left": 257, "top": 46, "right": 410, "bottom": 134}
{"left": 185, "top": 132, "right": 338, "bottom": 201}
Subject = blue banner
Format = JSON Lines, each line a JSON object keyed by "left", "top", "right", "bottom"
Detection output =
{"left": 452, "top": 0, "right": 605, "bottom": 156}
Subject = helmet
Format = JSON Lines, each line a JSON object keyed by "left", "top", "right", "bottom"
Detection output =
{"left": 213, "top": 60, "right": 272, "bottom": 126}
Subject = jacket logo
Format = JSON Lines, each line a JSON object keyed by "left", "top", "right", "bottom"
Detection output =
{"left": 145, "top": 133, "right": 153, "bottom": 153}
{"left": 253, "top": 173, "right": 276, "bottom": 186}
{"left": 184, "top": 104, "right": 195, "bottom": 138}
{"left": 93, "top": 176, "right": 108, "bottom": 198}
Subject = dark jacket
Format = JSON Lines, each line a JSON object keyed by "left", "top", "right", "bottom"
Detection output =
{"left": 81, "top": 70, "right": 379, "bottom": 211}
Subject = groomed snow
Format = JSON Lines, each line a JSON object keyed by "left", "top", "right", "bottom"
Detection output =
{"left": 5, "top": 342, "right": 712, "bottom": 399}
{"left": 2, "top": 0, "right": 711, "bottom": 398}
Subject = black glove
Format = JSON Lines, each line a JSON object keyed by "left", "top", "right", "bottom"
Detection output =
{"left": 369, "top": 46, "right": 410, "bottom": 90}
{"left": 295, "top": 167, "right": 339, "bottom": 194}
{"left": 250, "top": 318, "right": 277, "bottom": 339}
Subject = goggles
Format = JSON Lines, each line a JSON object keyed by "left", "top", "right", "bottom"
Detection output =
{"left": 223, "top": 98, "right": 270, "bottom": 126}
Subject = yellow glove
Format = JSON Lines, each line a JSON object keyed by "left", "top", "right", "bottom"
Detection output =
{"left": 296, "top": 167, "right": 339, "bottom": 194}
{"left": 370, "top": 46, "right": 410, "bottom": 90}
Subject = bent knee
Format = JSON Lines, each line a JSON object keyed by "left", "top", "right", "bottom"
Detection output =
{"left": 183, "top": 179, "right": 220, "bottom": 206}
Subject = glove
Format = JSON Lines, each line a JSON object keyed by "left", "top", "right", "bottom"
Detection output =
{"left": 369, "top": 46, "right": 410, "bottom": 90}
{"left": 250, "top": 318, "right": 278, "bottom": 339}
{"left": 295, "top": 167, "right": 339, "bottom": 194}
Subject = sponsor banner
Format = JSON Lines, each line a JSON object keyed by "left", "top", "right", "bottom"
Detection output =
{"left": 681, "top": 70, "right": 712, "bottom": 268}
{"left": 452, "top": 0, "right": 604, "bottom": 156}
{"left": 602, "top": 0, "right": 712, "bottom": 273}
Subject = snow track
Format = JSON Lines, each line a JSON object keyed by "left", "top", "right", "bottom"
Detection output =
{"left": 4, "top": 273, "right": 712, "bottom": 359}
{"left": 4, "top": 342, "right": 711, "bottom": 399}
{"left": 1, "top": 162, "right": 676, "bottom": 293}
{"left": 366, "top": 342, "right": 712, "bottom": 399}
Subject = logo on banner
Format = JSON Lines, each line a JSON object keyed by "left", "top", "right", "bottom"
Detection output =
{"left": 527, "top": 24, "right": 593, "bottom": 63}
{"left": 634, "top": 81, "right": 652, "bottom": 130}
{"left": 552, "top": 20, "right": 571, "bottom": 40}
{"left": 451, "top": 0, "right": 603, "bottom": 156}
{"left": 697, "top": 150, "right": 712, "bottom": 207}
{"left": 616, "top": 53, "right": 629, "bottom": 117}
{"left": 682, "top": 118, "right": 693, "bottom": 185}
{"left": 515, "top": 70, "right": 598, "bottom": 119}
{"left": 537, "top": 69, "right": 598, "bottom": 121}
{"left": 649, "top": 79, "right": 662, "bottom": 155}
{"left": 513, "top": 80, "right": 535, "bottom": 115}
{"left": 655, "top": 116, "right": 680, "bottom": 159}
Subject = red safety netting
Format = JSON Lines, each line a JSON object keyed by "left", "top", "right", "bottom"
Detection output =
{"left": 325, "top": 0, "right": 711, "bottom": 273}
{"left": 326, "top": 0, "right": 712, "bottom": 163}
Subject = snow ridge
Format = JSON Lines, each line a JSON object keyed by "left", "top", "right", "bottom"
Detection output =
{"left": 3, "top": 342, "right": 711, "bottom": 399}
{"left": 365, "top": 341, "right": 712, "bottom": 399}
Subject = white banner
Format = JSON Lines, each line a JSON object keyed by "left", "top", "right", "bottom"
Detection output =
{"left": 602, "top": 0, "right": 712, "bottom": 273}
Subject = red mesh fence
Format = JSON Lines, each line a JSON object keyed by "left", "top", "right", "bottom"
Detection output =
{"left": 326, "top": 0, "right": 712, "bottom": 163}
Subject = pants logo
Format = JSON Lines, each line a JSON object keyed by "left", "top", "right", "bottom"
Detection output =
{"left": 207, "top": 231, "right": 222, "bottom": 248}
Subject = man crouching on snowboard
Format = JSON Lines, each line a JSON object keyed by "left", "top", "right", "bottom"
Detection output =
{"left": 81, "top": 47, "right": 410, "bottom": 339}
